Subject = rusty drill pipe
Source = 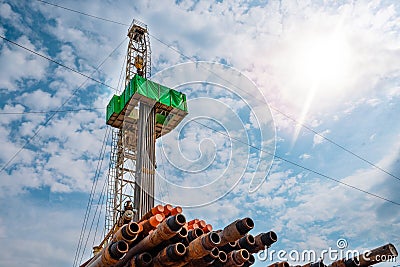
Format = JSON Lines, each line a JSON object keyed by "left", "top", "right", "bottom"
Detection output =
{"left": 258, "top": 231, "right": 277, "bottom": 246}
{"left": 330, "top": 243, "right": 398, "bottom": 267}
{"left": 138, "top": 205, "right": 165, "bottom": 222}
{"left": 114, "top": 214, "right": 186, "bottom": 267}
{"left": 168, "top": 226, "right": 189, "bottom": 247}
{"left": 343, "top": 258, "right": 360, "bottom": 267}
{"left": 225, "top": 249, "right": 250, "bottom": 267}
{"left": 173, "top": 231, "right": 221, "bottom": 267}
{"left": 184, "top": 247, "right": 220, "bottom": 267}
{"left": 243, "top": 253, "right": 256, "bottom": 267}
{"left": 219, "top": 250, "right": 228, "bottom": 262}
{"left": 151, "top": 226, "right": 189, "bottom": 255}
{"left": 329, "top": 257, "right": 356, "bottom": 267}
{"left": 209, "top": 250, "right": 228, "bottom": 267}
{"left": 238, "top": 234, "right": 256, "bottom": 251}
{"left": 248, "top": 231, "right": 277, "bottom": 253}
{"left": 186, "top": 231, "right": 221, "bottom": 260}
{"left": 359, "top": 243, "right": 398, "bottom": 267}
{"left": 303, "top": 261, "right": 326, "bottom": 267}
{"left": 84, "top": 241, "right": 128, "bottom": 267}
{"left": 202, "top": 247, "right": 220, "bottom": 263}
{"left": 113, "top": 222, "right": 142, "bottom": 244}
{"left": 138, "top": 213, "right": 165, "bottom": 236}
{"left": 153, "top": 242, "right": 187, "bottom": 267}
{"left": 170, "top": 226, "right": 188, "bottom": 244}
{"left": 86, "top": 241, "right": 128, "bottom": 267}
{"left": 161, "top": 226, "right": 189, "bottom": 248}
{"left": 130, "top": 252, "right": 153, "bottom": 267}
{"left": 178, "top": 226, "right": 188, "bottom": 237}
{"left": 219, "top": 241, "right": 238, "bottom": 254}
{"left": 268, "top": 262, "right": 290, "bottom": 267}
{"left": 218, "top": 218, "right": 254, "bottom": 246}
{"left": 186, "top": 228, "right": 204, "bottom": 244}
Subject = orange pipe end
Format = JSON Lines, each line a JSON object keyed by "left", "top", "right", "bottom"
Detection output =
{"left": 149, "top": 213, "right": 165, "bottom": 227}
{"left": 198, "top": 220, "right": 207, "bottom": 228}
{"left": 151, "top": 204, "right": 165, "bottom": 215}
{"left": 189, "top": 223, "right": 199, "bottom": 230}
{"left": 203, "top": 224, "right": 213, "bottom": 233}
{"left": 137, "top": 223, "right": 143, "bottom": 233}
{"left": 188, "top": 219, "right": 199, "bottom": 226}
{"left": 163, "top": 204, "right": 173, "bottom": 216}
{"left": 170, "top": 206, "right": 182, "bottom": 216}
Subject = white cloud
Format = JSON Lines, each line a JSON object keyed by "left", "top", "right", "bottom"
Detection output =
{"left": 366, "top": 98, "right": 382, "bottom": 107}
{"left": 313, "top": 129, "right": 330, "bottom": 147}
{"left": 370, "top": 133, "right": 377, "bottom": 141}
{"left": 299, "top": 153, "right": 311, "bottom": 160}
{"left": 0, "top": 35, "right": 49, "bottom": 91}
{"left": 388, "top": 86, "right": 400, "bottom": 99}
{"left": 0, "top": 2, "right": 20, "bottom": 21}
{"left": 0, "top": 104, "right": 25, "bottom": 124}
{"left": 18, "top": 89, "right": 62, "bottom": 110}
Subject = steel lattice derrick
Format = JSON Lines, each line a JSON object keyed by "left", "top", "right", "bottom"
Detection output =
{"left": 102, "top": 19, "right": 151, "bottom": 249}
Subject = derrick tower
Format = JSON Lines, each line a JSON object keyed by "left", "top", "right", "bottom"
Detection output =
{"left": 99, "top": 19, "right": 188, "bottom": 249}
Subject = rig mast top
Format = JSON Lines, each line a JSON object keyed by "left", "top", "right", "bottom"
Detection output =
{"left": 125, "top": 19, "right": 151, "bottom": 82}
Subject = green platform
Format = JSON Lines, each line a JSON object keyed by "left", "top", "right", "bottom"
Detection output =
{"left": 106, "top": 74, "right": 188, "bottom": 138}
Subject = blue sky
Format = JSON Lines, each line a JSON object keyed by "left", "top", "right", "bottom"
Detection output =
{"left": 1, "top": 0, "right": 400, "bottom": 266}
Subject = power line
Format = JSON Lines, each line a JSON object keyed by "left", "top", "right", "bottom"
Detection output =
{"left": 92, "top": 177, "right": 108, "bottom": 248}
{"left": 0, "top": 37, "right": 126, "bottom": 173}
{"left": 77, "top": 128, "right": 110, "bottom": 266}
{"left": 0, "top": 107, "right": 103, "bottom": 115}
{"left": 192, "top": 120, "right": 400, "bottom": 207}
{"left": 0, "top": 35, "right": 117, "bottom": 90}
{"left": 116, "top": 50, "right": 127, "bottom": 93}
{"left": 35, "top": 0, "right": 129, "bottom": 26}
{"left": 269, "top": 105, "right": 400, "bottom": 182}
{"left": 25, "top": 0, "right": 400, "bottom": 205}
{"left": 72, "top": 127, "right": 110, "bottom": 267}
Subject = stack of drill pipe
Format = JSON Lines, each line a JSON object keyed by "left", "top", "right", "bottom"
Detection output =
{"left": 114, "top": 213, "right": 186, "bottom": 267}
{"left": 81, "top": 204, "right": 400, "bottom": 267}
{"left": 85, "top": 240, "right": 129, "bottom": 267}
{"left": 83, "top": 204, "right": 281, "bottom": 267}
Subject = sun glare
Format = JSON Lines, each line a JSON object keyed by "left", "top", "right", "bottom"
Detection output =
{"left": 289, "top": 32, "right": 353, "bottom": 146}
{"left": 293, "top": 32, "right": 352, "bottom": 86}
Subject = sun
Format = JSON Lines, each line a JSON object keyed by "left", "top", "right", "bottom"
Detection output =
{"left": 293, "top": 32, "right": 352, "bottom": 86}
{"left": 287, "top": 31, "right": 353, "bottom": 146}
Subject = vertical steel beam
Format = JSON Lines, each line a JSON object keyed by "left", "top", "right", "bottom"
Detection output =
{"left": 134, "top": 102, "right": 156, "bottom": 221}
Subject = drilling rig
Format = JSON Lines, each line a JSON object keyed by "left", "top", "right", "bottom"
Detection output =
{"left": 79, "top": 19, "right": 398, "bottom": 267}
{"left": 96, "top": 19, "right": 188, "bottom": 251}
